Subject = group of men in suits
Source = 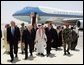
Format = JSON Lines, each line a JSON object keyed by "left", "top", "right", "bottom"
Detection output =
{"left": 2, "top": 20, "right": 78, "bottom": 62}
{"left": 6, "top": 21, "right": 38, "bottom": 62}
{"left": 6, "top": 21, "right": 57, "bottom": 62}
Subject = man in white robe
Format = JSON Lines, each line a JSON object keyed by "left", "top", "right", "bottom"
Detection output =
{"left": 3, "top": 24, "right": 10, "bottom": 54}
{"left": 35, "top": 25, "right": 47, "bottom": 56}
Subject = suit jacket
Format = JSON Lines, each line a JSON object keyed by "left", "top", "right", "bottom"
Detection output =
{"left": 51, "top": 28, "right": 59, "bottom": 47}
{"left": 1, "top": 31, "right": 2, "bottom": 38}
{"left": 7, "top": 26, "right": 20, "bottom": 43}
{"left": 52, "top": 28, "right": 58, "bottom": 41}
{"left": 31, "top": 28, "right": 37, "bottom": 42}
{"left": 45, "top": 27, "right": 53, "bottom": 42}
{"left": 22, "top": 28, "right": 35, "bottom": 44}
{"left": 58, "top": 30, "right": 63, "bottom": 45}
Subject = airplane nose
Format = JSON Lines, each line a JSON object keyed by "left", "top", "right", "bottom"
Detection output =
{"left": 12, "top": 13, "right": 16, "bottom": 16}
{"left": 12, "top": 10, "right": 22, "bottom": 16}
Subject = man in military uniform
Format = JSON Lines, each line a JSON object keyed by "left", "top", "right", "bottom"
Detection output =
{"left": 62, "top": 23, "right": 72, "bottom": 55}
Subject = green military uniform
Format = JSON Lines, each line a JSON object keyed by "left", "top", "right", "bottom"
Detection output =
{"left": 62, "top": 28, "right": 72, "bottom": 54}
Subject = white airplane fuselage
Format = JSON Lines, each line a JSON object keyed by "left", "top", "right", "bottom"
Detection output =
{"left": 13, "top": 6, "right": 83, "bottom": 29}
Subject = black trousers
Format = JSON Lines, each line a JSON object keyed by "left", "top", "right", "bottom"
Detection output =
{"left": 25, "top": 42, "right": 33, "bottom": 58}
{"left": 46, "top": 41, "right": 52, "bottom": 54}
{"left": 9, "top": 41, "right": 18, "bottom": 60}
{"left": 32, "top": 41, "right": 35, "bottom": 51}
{"left": 71, "top": 38, "right": 78, "bottom": 50}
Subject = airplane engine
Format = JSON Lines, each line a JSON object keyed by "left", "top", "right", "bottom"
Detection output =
{"left": 76, "top": 20, "right": 83, "bottom": 29}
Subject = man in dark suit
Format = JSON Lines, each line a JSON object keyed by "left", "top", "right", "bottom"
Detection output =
{"left": 7, "top": 21, "right": 20, "bottom": 62}
{"left": 32, "top": 27, "right": 37, "bottom": 52}
{"left": 1, "top": 31, "right": 2, "bottom": 38}
{"left": 22, "top": 25, "right": 34, "bottom": 60}
{"left": 55, "top": 26, "right": 63, "bottom": 48}
{"left": 51, "top": 26, "right": 59, "bottom": 50}
{"left": 71, "top": 27, "right": 79, "bottom": 50}
{"left": 45, "top": 22, "right": 53, "bottom": 57}
{"left": 58, "top": 26, "right": 64, "bottom": 47}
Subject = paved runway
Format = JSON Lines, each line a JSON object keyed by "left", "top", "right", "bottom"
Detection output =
{"left": 1, "top": 31, "right": 83, "bottom": 64}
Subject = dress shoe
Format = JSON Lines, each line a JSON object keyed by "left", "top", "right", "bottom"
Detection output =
{"left": 47, "top": 54, "right": 49, "bottom": 57}
{"left": 15, "top": 54, "right": 18, "bottom": 58}
{"left": 10, "top": 59, "right": 14, "bottom": 62}
{"left": 71, "top": 49, "right": 75, "bottom": 50}
{"left": 30, "top": 53, "right": 33, "bottom": 56}
{"left": 41, "top": 53, "right": 45, "bottom": 56}
{"left": 21, "top": 51, "right": 25, "bottom": 54}
{"left": 24, "top": 57, "right": 28, "bottom": 60}
{"left": 64, "top": 52, "right": 66, "bottom": 55}
{"left": 67, "top": 51, "right": 70, "bottom": 54}
{"left": 37, "top": 53, "right": 41, "bottom": 55}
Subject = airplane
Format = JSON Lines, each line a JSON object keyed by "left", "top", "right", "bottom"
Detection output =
{"left": 12, "top": 6, "right": 83, "bottom": 29}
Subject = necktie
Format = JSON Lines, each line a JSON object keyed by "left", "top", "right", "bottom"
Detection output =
{"left": 11, "top": 27, "right": 14, "bottom": 35}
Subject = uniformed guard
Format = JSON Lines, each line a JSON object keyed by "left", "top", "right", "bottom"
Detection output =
{"left": 62, "top": 23, "right": 72, "bottom": 55}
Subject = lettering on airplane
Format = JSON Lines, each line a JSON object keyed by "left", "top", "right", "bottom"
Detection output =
{"left": 53, "top": 11, "right": 82, "bottom": 16}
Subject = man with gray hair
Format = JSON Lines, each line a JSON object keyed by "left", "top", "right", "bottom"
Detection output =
{"left": 7, "top": 21, "right": 20, "bottom": 62}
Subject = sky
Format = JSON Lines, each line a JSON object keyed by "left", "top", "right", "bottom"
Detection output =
{"left": 1, "top": 1, "right": 83, "bottom": 24}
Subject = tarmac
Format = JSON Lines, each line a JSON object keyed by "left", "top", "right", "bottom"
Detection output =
{"left": 1, "top": 31, "right": 83, "bottom": 64}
